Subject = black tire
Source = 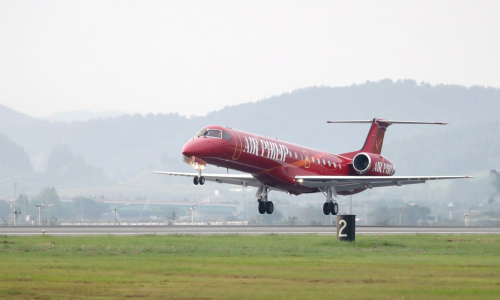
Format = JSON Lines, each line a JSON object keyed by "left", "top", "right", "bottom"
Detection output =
{"left": 323, "top": 202, "right": 330, "bottom": 215}
{"left": 332, "top": 203, "right": 339, "bottom": 215}
{"left": 193, "top": 176, "right": 199, "bottom": 185}
{"left": 199, "top": 176, "right": 205, "bottom": 185}
{"left": 265, "top": 201, "right": 274, "bottom": 214}
{"left": 258, "top": 202, "right": 266, "bottom": 214}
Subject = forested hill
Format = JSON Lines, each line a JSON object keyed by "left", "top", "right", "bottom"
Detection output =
{"left": 0, "top": 79, "right": 499, "bottom": 185}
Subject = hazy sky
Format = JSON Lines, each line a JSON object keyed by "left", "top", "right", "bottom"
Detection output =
{"left": 1, "top": 0, "right": 499, "bottom": 118}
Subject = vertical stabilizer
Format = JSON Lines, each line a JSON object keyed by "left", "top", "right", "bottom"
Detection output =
{"left": 360, "top": 119, "right": 390, "bottom": 155}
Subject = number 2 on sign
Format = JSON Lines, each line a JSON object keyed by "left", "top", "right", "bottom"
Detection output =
{"left": 339, "top": 220, "right": 347, "bottom": 237}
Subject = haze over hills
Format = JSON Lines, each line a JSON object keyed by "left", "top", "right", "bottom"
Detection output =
{"left": 43, "top": 110, "right": 126, "bottom": 123}
{"left": 0, "top": 79, "right": 499, "bottom": 207}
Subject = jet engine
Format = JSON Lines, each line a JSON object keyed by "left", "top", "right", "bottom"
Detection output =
{"left": 352, "top": 152, "right": 396, "bottom": 176}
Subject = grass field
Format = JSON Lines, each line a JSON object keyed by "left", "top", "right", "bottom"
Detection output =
{"left": 0, "top": 234, "right": 499, "bottom": 299}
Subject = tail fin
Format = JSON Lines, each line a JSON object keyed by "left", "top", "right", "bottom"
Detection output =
{"left": 327, "top": 119, "right": 447, "bottom": 155}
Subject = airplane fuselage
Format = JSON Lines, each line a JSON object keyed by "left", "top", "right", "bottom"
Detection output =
{"left": 182, "top": 125, "right": 393, "bottom": 196}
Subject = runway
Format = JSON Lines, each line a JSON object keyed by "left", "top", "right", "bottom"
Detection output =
{"left": 1, "top": 226, "right": 499, "bottom": 236}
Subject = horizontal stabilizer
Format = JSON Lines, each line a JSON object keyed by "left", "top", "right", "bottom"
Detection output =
{"left": 328, "top": 118, "right": 448, "bottom": 155}
{"left": 327, "top": 120, "right": 448, "bottom": 125}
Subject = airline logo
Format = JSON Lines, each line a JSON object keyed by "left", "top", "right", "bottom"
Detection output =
{"left": 244, "top": 136, "right": 290, "bottom": 162}
{"left": 372, "top": 161, "right": 394, "bottom": 175}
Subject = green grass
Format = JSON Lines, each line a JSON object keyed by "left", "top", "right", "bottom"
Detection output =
{"left": 0, "top": 234, "right": 499, "bottom": 299}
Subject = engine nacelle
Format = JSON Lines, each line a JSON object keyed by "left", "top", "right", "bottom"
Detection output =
{"left": 352, "top": 152, "right": 396, "bottom": 176}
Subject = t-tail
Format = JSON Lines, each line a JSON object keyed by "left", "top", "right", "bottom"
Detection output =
{"left": 327, "top": 118, "right": 448, "bottom": 155}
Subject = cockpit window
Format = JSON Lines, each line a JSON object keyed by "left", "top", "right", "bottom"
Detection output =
{"left": 222, "top": 131, "right": 231, "bottom": 141}
{"left": 206, "top": 130, "right": 221, "bottom": 138}
{"left": 195, "top": 129, "right": 206, "bottom": 137}
{"left": 195, "top": 129, "right": 222, "bottom": 138}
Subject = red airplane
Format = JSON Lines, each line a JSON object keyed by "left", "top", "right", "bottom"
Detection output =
{"left": 155, "top": 119, "right": 472, "bottom": 215}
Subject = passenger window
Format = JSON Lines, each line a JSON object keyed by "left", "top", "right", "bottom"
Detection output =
{"left": 328, "top": 160, "right": 331, "bottom": 167}
{"left": 333, "top": 162, "right": 337, "bottom": 168}
{"left": 222, "top": 131, "right": 231, "bottom": 141}
{"left": 294, "top": 152, "right": 297, "bottom": 159}
{"left": 300, "top": 153, "right": 303, "bottom": 160}
{"left": 312, "top": 157, "right": 315, "bottom": 163}
{"left": 322, "top": 159, "right": 326, "bottom": 165}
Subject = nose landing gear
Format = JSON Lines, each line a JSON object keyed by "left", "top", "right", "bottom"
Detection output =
{"left": 193, "top": 171, "right": 205, "bottom": 185}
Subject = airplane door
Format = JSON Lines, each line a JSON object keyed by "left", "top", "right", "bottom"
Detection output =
{"left": 229, "top": 129, "right": 243, "bottom": 160}
{"left": 302, "top": 150, "right": 310, "bottom": 169}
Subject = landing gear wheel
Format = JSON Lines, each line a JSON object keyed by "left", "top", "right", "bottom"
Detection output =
{"left": 199, "top": 176, "right": 205, "bottom": 185}
{"left": 258, "top": 202, "right": 266, "bottom": 214}
{"left": 265, "top": 201, "right": 274, "bottom": 214}
{"left": 193, "top": 176, "right": 199, "bottom": 185}
{"left": 323, "top": 202, "right": 330, "bottom": 215}
{"left": 332, "top": 203, "right": 339, "bottom": 215}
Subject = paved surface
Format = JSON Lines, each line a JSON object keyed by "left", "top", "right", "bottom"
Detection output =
{"left": 0, "top": 226, "right": 499, "bottom": 236}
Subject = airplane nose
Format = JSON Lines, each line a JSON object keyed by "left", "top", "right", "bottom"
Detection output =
{"left": 182, "top": 140, "right": 196, "bottom": 157}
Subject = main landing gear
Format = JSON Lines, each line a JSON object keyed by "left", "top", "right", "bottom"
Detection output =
{"left": 323, "top": 202, "right": 338, "bottom": 215}
{"left": 193, "top": 172, "right": 205, "bottom": 185}
{"left": 257, "top": 186, "right": 274, "bottom": 214}
{"left": 321, "top": 186, "right": 338, "bottom": 215}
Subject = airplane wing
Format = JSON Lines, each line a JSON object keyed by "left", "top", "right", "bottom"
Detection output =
{"left": 153, "top": 171, "right": 261, "bottom": 188}
{"left": 295, "top": 175, "right": 473, "bottom": 192}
